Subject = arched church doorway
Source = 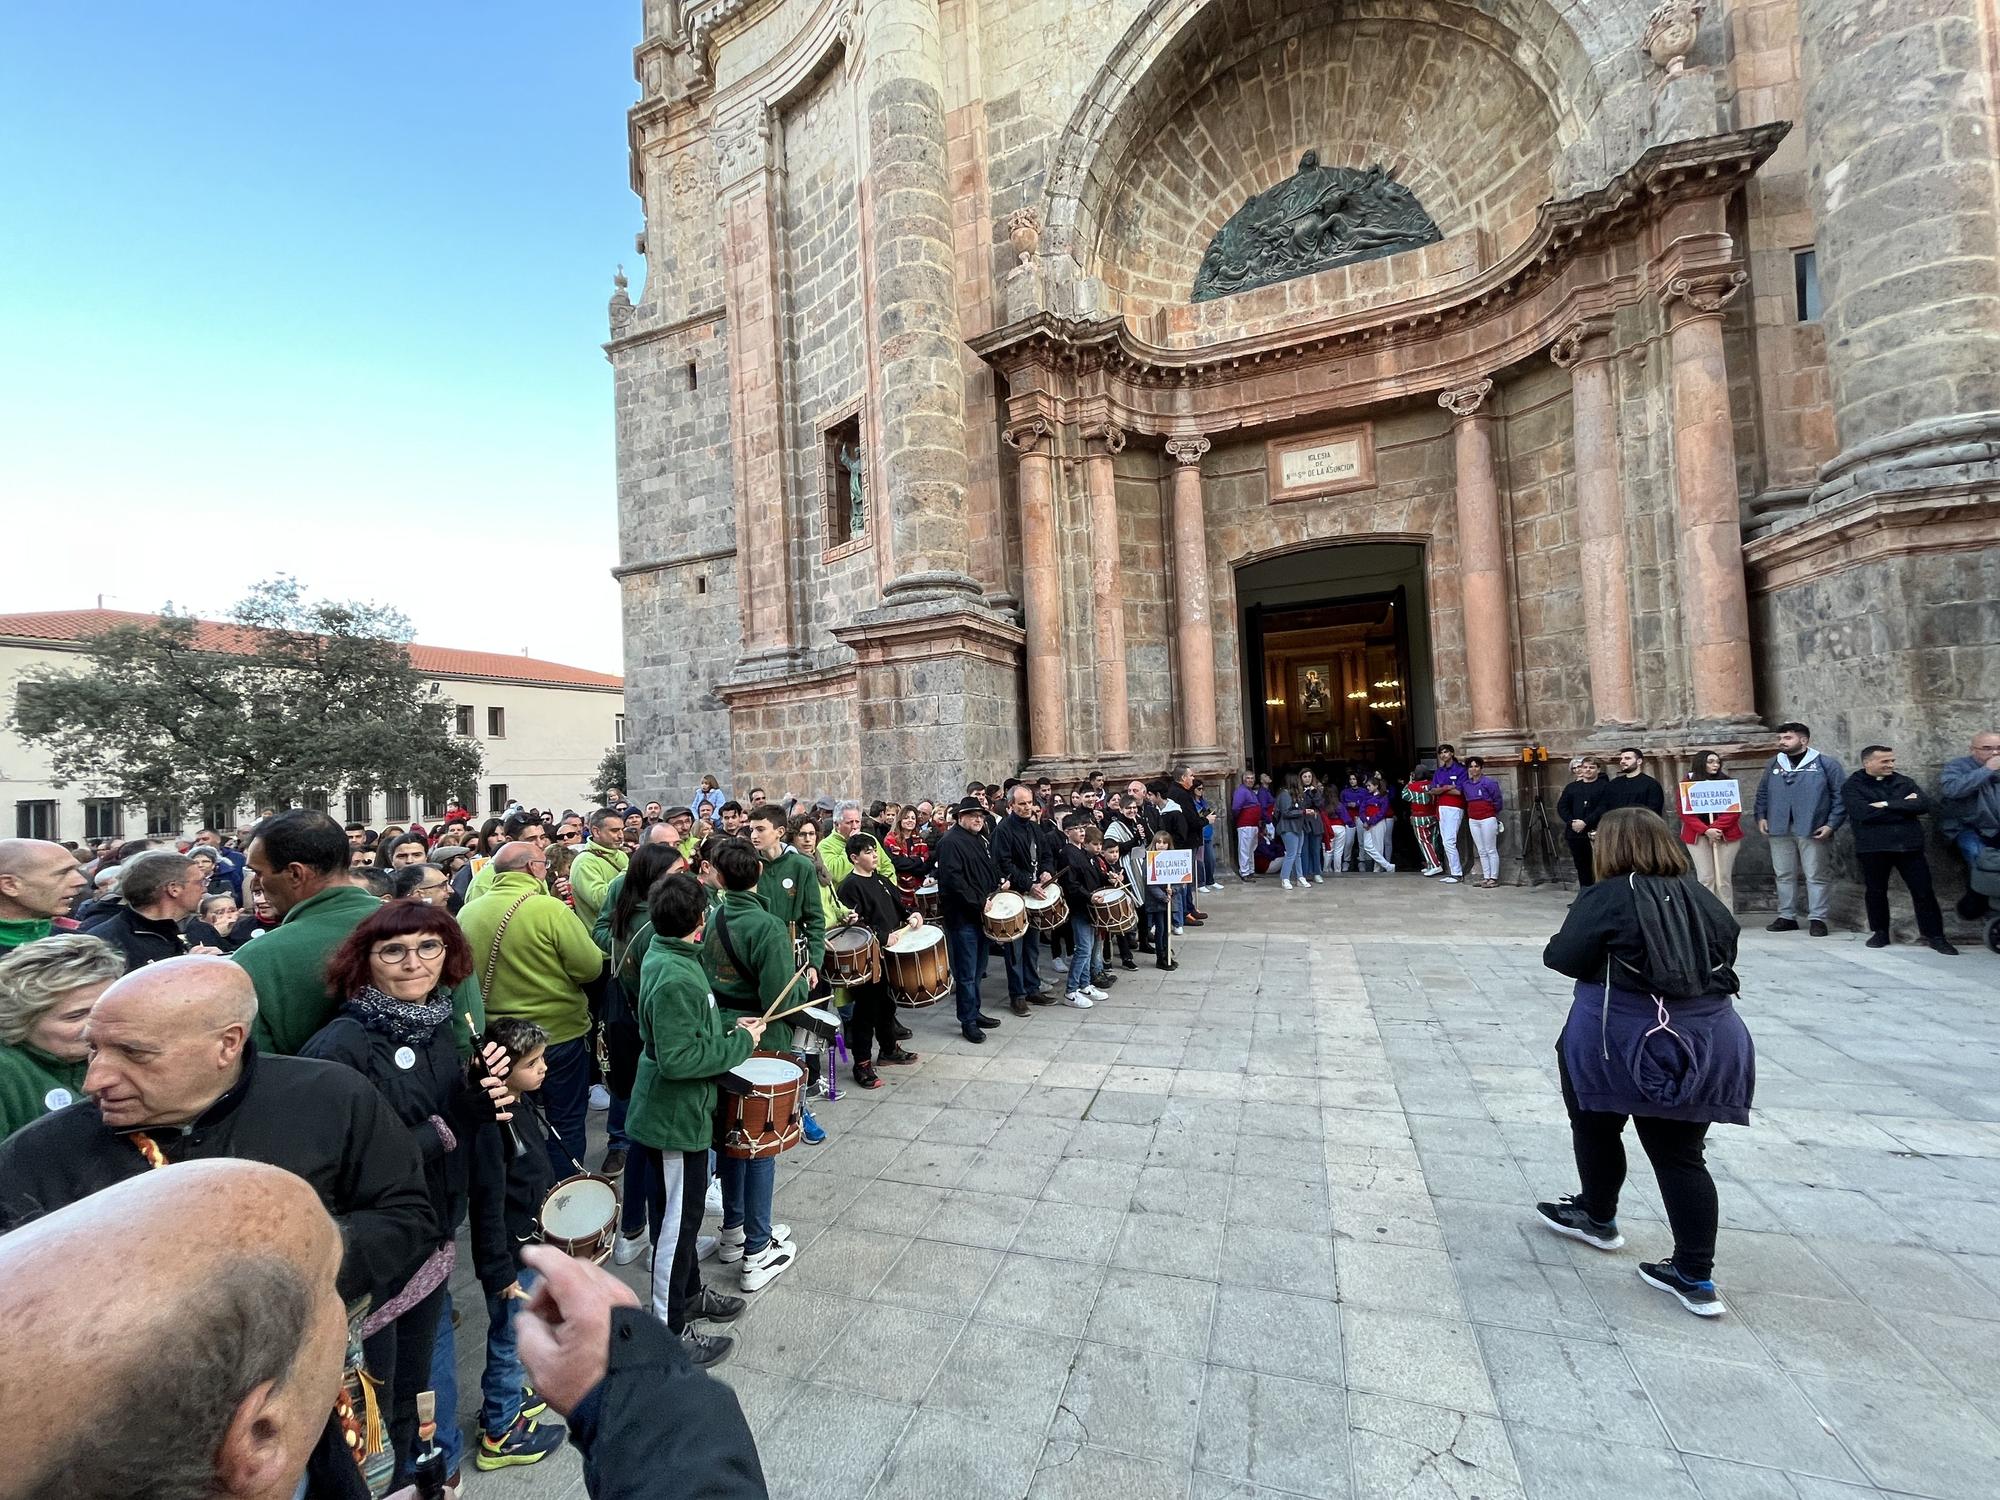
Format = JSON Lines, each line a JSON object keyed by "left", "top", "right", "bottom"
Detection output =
{"left": 1236, "top": 541, "right": 1437, "bottom": 785}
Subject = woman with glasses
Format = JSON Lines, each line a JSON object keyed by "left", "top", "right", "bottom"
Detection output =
{"left": 303, "top": 902, "right": 515, "bottom": 1486}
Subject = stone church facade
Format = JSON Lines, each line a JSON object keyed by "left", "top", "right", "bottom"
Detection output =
{"left": 609, "top": 0, "right": 1998, "bottom": 892}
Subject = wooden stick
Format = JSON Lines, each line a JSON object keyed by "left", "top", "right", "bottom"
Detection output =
{"left": 760, "top": 964, "right": 813, "bottom": 1021}
{"left": 765, "top": 994, "right": 835, "bottom": 1025}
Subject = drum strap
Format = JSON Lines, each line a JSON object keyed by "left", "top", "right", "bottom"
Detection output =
{"left": 480, "top": 893, "right": 535, "bottom": 1005}
{"left": 715, "top": 908, "right": 754, "bottom": 1011}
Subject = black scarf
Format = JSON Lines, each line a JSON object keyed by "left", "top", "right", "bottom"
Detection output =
{"left": 344, "top": 985, "right": 453, "bottom": 1046}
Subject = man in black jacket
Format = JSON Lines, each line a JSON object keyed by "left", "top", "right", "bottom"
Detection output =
{"left": 1841, "top": 745, "right": 1957, "bottom": 954}
{"left": 993, "top": 785, "right": 1055, "bottom": 1015}
{"left": 82, "top": 849, "right": 209, "bottom": 971}
{"left": 0, "top": 956, "right": 435, "bottom": 1311}
{"left": 932, "top": 800, "right": 1004, "bottom": 1043}
{"left": 1600, "top": 747, "right": 1668, "bottom": 817}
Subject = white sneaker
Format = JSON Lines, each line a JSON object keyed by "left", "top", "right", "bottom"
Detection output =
{"left": 705, "top": 1178, "right": 722, "bottom": 1216}
{"left": 1064, "top": 990, "right": 1095, "bottom": 1008}
{"left": 1173, "top": 926, "right": 1186, "bottom": 936}
{"left": 612, "top": 1230, "right": 650, "bottom": 1267}
{"left": 740, "top": 1239, "right": 796, "bottom": 1292}
{"left": 1281, "top": 878, "right": 1292, "bottom": 889}
{"left": 716, "top": 1222, "right": 792, "bottom": 1264}
{"left": 1083, "top": 984, "right": 1110, "bottom": 1002}
{"left": 1441, "top": 875, "right": 1459, "bottom": 884}
{"left": 1422, "top": 865, "right": 1442, "bottom": 877}
{"left": 697, "top": 1233, "right": 720, "bottom": 1261}
{"left": 589, "top": 1084, "right": 611, "bottom": 1112}
{"left": 1314, "top": 875, "right": 1324, "bottom": 885}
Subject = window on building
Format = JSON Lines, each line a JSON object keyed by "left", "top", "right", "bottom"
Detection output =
{"left": 455, "top": 705, "right": 475, "bottom": 736}
{"left": 488, "top": 784, "right": 509, "bottom": 814}
{"left": 823, "top": 413, "right": 865, "bottom": 548}
{"left": 687, "top": 359, "right": 698, "bottom": 390}
{"left": 487, "top": 706, "right": 506, "bottom": 738}
{"left": 303, "top": 791, "right": 330, "bottom": 815}
{"left": 84, "top": 799, "right": 124, "bottom": 841}
{"left": 614, "top": 713, "right": 626, "bottom": 746}
{"left": 422, "top": 790, "right": 446, "bottom": 819}
{"left": 15, "top": 801, "right": 56, "bottom": 840}
{"left": 146, "top": 801, "right": 180, "bottom": 837}
{"left": 344, "top": 789, "right": 373, "bottom": 824}
{"left": 1794, "top": 248, "right": 1820, "bottom": 322}
{"left": 203, "top": 801, "right": 235, "bottom": 834}
{"left": 385, "top": 788, "right": 411, "bottom": 821}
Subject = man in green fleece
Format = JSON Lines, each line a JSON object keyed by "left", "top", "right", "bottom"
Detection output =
{"left": 627, "top": 872, "right": 766, "bottom": 1367}
{"left": 701, "top": 837, "right": 800, "bottom": 1293}
{"left": 460, "top": 841, "right": 605, "bottom": 1183}
{"left": 817, "top": 801, "right": 888, "bottom": 888}
{"left": 0, "top": 933, "right": 123, "bottom": 1140}
{"left": 569, "top": 809, "right": 630, "bottom": 934}
{"left": 745, "top": 804, "right": 825, "bottom": 989}
{"left": 0, "top": 839, "right": 88, "bottom": 954}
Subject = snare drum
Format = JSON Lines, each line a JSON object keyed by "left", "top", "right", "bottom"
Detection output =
{"left": 982, "top": 890, "right": 1028, "bottom": 944}
{"left": 790, "top": 1004, "right": 844, "bottom": 1043}
{"left": 823, "top": 923, "right": 880, "bottom": 987}
{"left": 538, "top": 1173, "right": 620, "bottom": 1263}
{"left": 916, "top": 878, "right": 941, "bottom": 921}
{"left": 1088, "top": 885, "right": 1138, "bottom": 935}
{"left": 1023, "top": 886, "right": 1069, "bottom": 933}
{"left": 717, "top": 1052, "right": 806, "bottom": 1158}
{"left": 882, "top": 923, "right": 952, "bottom": 1008}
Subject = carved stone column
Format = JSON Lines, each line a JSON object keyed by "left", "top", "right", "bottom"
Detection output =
{"left": 1665, "top": 271, "right": 1759, "bottom": 725}
{"left": 857, "top": 0, "right": 979, "bottom": 601}
{"left": 1439, "top": 380, "right": 1523, "bottom": 741}
{"left": 1084, "top": 424, "right": 1131, "bottom": 757}
{"left": 1005, "top": 419, "right": 1065, "bottom": 763}
{"left": 1551, "top": 321, "right": 1639, "bottom": 728}
{"left": 1166, "top": 435, "right": 1219, "bottom": 757}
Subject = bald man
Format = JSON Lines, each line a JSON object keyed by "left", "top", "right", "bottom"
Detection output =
{"left": 0, "top": 1158, "right": 379, "bottom": 1500}
{"left": 0, "top": 956, "right": 434, "bottom": 1311}
{"left": 0, "top": 838, "right": 88, "bottom": 953}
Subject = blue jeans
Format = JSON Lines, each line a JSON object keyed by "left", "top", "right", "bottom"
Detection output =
{"left": 945, "top": 917, "right": 986, "bottom": 1029}
{"left": 1001, "top": 929, "right": 1041, "bottom": 998}
{"left": 1955, "top": 828, "right": 1992, "bottom": 873}
{"left": 1199, "top": 836, "right": 1216, "bottom": 885}
{"left": 534, "top": 1035, "right": 592, "bottom": 1184}
{"left": 1279, "top": 829, "right": 1305, "bottom": 882}
{"left": 427, "top": 1285, "right": 461, "bottom": 1472}
{"left": 479, "top": 1266, "right": 539, "bottom": 1440}
{"left": 1301, "top": 827, "right": 1323, "bottom": 879}
{"left": 1067, "top": 913, "right": 1097, "bottom": 993}
{"left": 717, "top": 1153, "right": 776, "bottom": 1254}
{"left": 607, "top": 1091, "right": 629, "bottom": 1153}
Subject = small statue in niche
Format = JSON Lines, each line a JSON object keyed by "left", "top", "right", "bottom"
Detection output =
{"left": 837, "top": 439, "right": 865, "bottom": 537}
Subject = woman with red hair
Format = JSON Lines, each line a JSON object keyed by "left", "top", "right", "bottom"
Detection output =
{"left": 304, "top": 902, "right": 513, "bottom": 1489}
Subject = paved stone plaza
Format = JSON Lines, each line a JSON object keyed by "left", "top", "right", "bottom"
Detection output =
{"left": 456, "top": 877, "right": 2000, "bottom": 1499}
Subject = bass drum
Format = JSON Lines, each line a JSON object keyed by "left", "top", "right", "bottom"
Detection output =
{"left": 882, "top": 923, "right": 952, "bottom": 1008}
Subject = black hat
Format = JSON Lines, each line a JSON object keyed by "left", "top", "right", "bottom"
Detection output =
{"left": 953, "top": 798, "right": 987, "bottom": 818}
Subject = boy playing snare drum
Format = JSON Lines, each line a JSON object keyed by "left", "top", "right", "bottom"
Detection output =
{"left": 833, "top": 835, "right": 923, "bottom": 1088}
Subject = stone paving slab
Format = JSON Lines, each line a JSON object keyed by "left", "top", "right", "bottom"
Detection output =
{"left": 447, "top": 873, "right": 2000, "bottom": 1499}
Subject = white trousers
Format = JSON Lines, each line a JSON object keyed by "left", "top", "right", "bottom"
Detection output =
{"left": 1436, "top": 805, "right": 1465, "bottom": 876}
{"left": 1366, "top": 820, "right": 1395, "bottom": 870}
{"left": 1468, "top": 815, "right": 1500, "bottom": 881}
{"left": 1328, "top": 824, "right": 1352, "bottom": 871}
{"left": 1236, "top": 824, "right": 1258, "bottom": 877}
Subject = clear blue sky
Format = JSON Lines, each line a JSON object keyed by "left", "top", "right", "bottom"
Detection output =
{"left": 0, "top": 4, "right": 642, "bottom": 671}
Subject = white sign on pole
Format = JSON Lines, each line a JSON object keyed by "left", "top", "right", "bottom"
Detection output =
{"left": 1146, "top": 849, "right": 1195, "bottom": 886}
{"left": 1679, "top": 779, "right": 1743, "bottom": 816}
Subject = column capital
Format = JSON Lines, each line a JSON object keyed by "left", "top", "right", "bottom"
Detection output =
{"left": 1549, "top": 318, "right": 1614, "bottom": 369}
{"left": 1662, "top": 268, "right": 1746, "bottom": 322}
{"left": 1165, "top": 434, "right": 1210, "bottom": 466}
{"left": 1003, "top": 418, "right": 1052, "bottom": 455}
{"left": 1438, "top": 379, "right": 1494, "bottom": 419}
{"left": 1083, "top": 422, "right": 1127, "bottom": 456}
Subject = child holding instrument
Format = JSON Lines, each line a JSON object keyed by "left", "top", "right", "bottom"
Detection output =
{"left": 1145, "top": 829, "right": 1177, "bottom": 971}
{"left": 833, "top": 835, "right": 923, "bottom": 1087}
{"left": 629, "top": 871, "right": 766, "bottom": 1365}
{"left": 467, "top": 1018, "right": 564, "bottom": 1472}
{"left": 700, "top": 837, "right": 800, "bottom": 1292}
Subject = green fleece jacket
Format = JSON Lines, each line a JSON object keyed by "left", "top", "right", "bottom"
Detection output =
{"left": 626, "top": 934, "right": 754, "bottom": 1153}
{"left": 701, "top": 888, "right": 796, "bottom": 1053}
{"left": 755, "top": 848, "right": 826, "bottom": 970}
{"left": 0, "top": 918, "right": 53, "bottom": 954}
{"left": 457, "top": 872, "right": 604, "bottom": 1045}
{"left": 0, "top": 1042, "right": 87, "bottom": 1142}
{"left": 591, "top": 872, "right": 652, "bottom": 995}
{"left": 569, "top": 842, "right": 629, "bottom": 934}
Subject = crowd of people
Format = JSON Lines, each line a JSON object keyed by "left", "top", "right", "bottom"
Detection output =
{"left": 0, "top": 729, "right": 1991, "bottom": 1499}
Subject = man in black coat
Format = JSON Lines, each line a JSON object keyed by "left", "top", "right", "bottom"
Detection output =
{"left": 992, "top": 785, "right": 1055, "bottom": 1015}
{"left": 932, "top": 800, "right": 1004, "bottom": 1043}
{"left": 82, "top": 849, "right": 210, "bottom": 971}
{"left": 1600, "top": 747, "right": 1668, "bottom": 817}
{"left": 1841, "top": 745, "right": 1957, "bottom": 954}
{"left": 0, "top": 955, "right": 435, "bottom": 1311}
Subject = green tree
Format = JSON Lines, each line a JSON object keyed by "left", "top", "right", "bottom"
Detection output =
{"left": 12, "top": 578, "right": 483, "bottom": 813}
{"left": 589, "top": 748, "right": 628, "bottom": 807}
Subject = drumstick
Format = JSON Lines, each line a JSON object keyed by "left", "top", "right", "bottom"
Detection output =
{"left": 760, "top": 964, "right": 813, "bottom": 1021}
{"left": 764, "top": 994, "right": 838, "bottom": 1025}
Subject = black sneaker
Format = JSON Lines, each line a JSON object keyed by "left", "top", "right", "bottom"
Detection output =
{"left": 690, "top": 1284, "right": 747, "bottom": 1322}
{"left": 519, "top": 1384, "right": 548, "bottom": 1421}
{"left": 962, "top": 1025, "right": 986, "bottom": 1044}
{"left": 1766, "top": 918, "right": 1800, "bottom": 933}
{"left": 1120, "top": 958, "right": 1138, "bottom": 971}
{"left": 854, "top": 1061, "right": 883, "bottom": 1089}
{"left": 1865, "top": 931, "right": 1890, "bottom": 948}
{"left": 892, "top": 1021, "right": 913, "bottom": 1040}
{"left": 1534, "top": 1197, "right": 1624, "bottom": 1250}
{"left": 1928, "top": 936, "right": 1960, "bottom": 956}
{"left": 600, "top": 1146, "right": 627, "bottom": 1178}
{"left": 1093, "top": 972, "right": 1118, "bottom": 988}
{"left": 975, "top": 1013, "right": 1002, "bottom": 1028}
{"left": 1809, "top": 920, "right": 1829, "bottom": 937}
{"left": 1638, "top": 1260, "right": 1725, "bottom": 1317}
{"left": 681, "top": 1327, "right": 734, "bottom": 1367}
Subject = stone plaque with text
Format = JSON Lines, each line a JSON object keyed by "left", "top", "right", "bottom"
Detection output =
{"left": 1266, "top": 424, "right": 1375, "bottom": 503}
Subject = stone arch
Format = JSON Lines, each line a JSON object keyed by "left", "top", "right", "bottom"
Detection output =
{"left": 1042, "top": 0, "right": 1652, "bottom": 292}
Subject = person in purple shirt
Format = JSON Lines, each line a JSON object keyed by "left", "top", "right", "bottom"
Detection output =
{"left": 1359, "top": 772, "right": 1397, "bottom": 872}
{"left": 1229, "top": 772, "right": 1271, "bottom": 882}
{"left": 1431, "top": 746, "right": 1472, "bottom": 882}
{"left": 1463, "top": 755, "right": 1506, "bottom": 888}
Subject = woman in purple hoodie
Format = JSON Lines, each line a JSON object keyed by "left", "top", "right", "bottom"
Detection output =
{"left": 1464, "top": 756, "right": 1506, "bottom": 888}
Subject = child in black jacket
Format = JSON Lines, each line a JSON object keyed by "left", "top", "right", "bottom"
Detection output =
{"left": 834, "top": 835, "right": 923, "bottom": 1087}
{"left": 467, "top": 1017, "right": 565, "bottom": 1471}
